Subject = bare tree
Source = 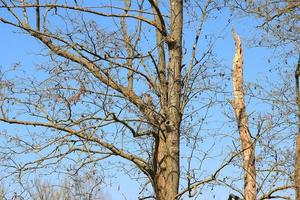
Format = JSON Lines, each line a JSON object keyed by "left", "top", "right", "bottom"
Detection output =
{"left": 0, "top": 1, "right": 228, "bottom": 199}
{"left": 0, "top": 183, "right": 8, "bottom": 200}
{"left": 0, "top": 174, "right": 105, "bottom": 200}
{"left": 224, "top": 29, "right": 295, "bottom": 200}
{"left": 1, "top": 1, "right": 297, "bottom": 199}
{"left": 229, "top": 1, "right": 299, "bottom": 199}
{"left": 230, "top": 0, "right": 299, "bottom": 48}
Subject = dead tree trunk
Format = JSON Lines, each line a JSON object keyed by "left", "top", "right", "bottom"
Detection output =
{"left": 231, "top": 29, "right": 257, "bottom": 200}
{"left": 295, "top": 55, "right": 300, "bottom": 200}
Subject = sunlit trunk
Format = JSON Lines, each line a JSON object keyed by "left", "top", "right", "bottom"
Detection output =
{"left": 153, "top": 0, "right": 183, "bottom": 199}
{"left": 154, "top": 129, "right": 180, "bottom": 200}
{"left": 231, "top": 30, "right": 256, "bottom": 200}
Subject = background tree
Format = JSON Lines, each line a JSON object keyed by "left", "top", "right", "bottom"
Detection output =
{"left": 232, "top": 0, "right": 299, "bottom": 48}
{"left": 229, "top": 0, "right": 300, "bottom": 198}
{"left": 0, "top": 174, "right": 105, "bottom": 200}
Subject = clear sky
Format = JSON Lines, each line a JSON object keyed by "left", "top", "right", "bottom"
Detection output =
{"left": 0, "top": 2, "right": 297, "bottom": 200}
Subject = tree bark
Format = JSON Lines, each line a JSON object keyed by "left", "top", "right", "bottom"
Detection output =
{"left": 295, "top": 55, "right": 300, "bottom": 200}
{"left": 231, "top": 29, "right": 256, "bottom": 200}
{"left": 153, "top": 0, "right": 183, "bottom": 199}
{"left": 154, "top": 129, "right": 180, "bottom": 200}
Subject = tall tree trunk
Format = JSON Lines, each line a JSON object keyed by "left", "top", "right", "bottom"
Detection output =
{"left": 294, "top": 55, "right": 300, "bottom": 200}
{"left": 154, "top": 129, "right": 180, "bottom": 200}
{"left": 153, "top": 0, "right": 183, "bottom": 199}
{"left": 231, "top": 30, "right": 257, "bottom": 200}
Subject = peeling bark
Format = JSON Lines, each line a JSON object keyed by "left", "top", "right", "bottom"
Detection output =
{"left": 231, "top": 29, "right": 256, "bottom": 200}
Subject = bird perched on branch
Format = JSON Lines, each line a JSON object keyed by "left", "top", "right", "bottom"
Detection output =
{"left": 68, "top": 84, "right": 86, "bottom": 104}
{"left": 144, "top": 93, "right": 160, "bottom": 122}
{"left": 145, "top": 93, "right": 154, "bottom": 108}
